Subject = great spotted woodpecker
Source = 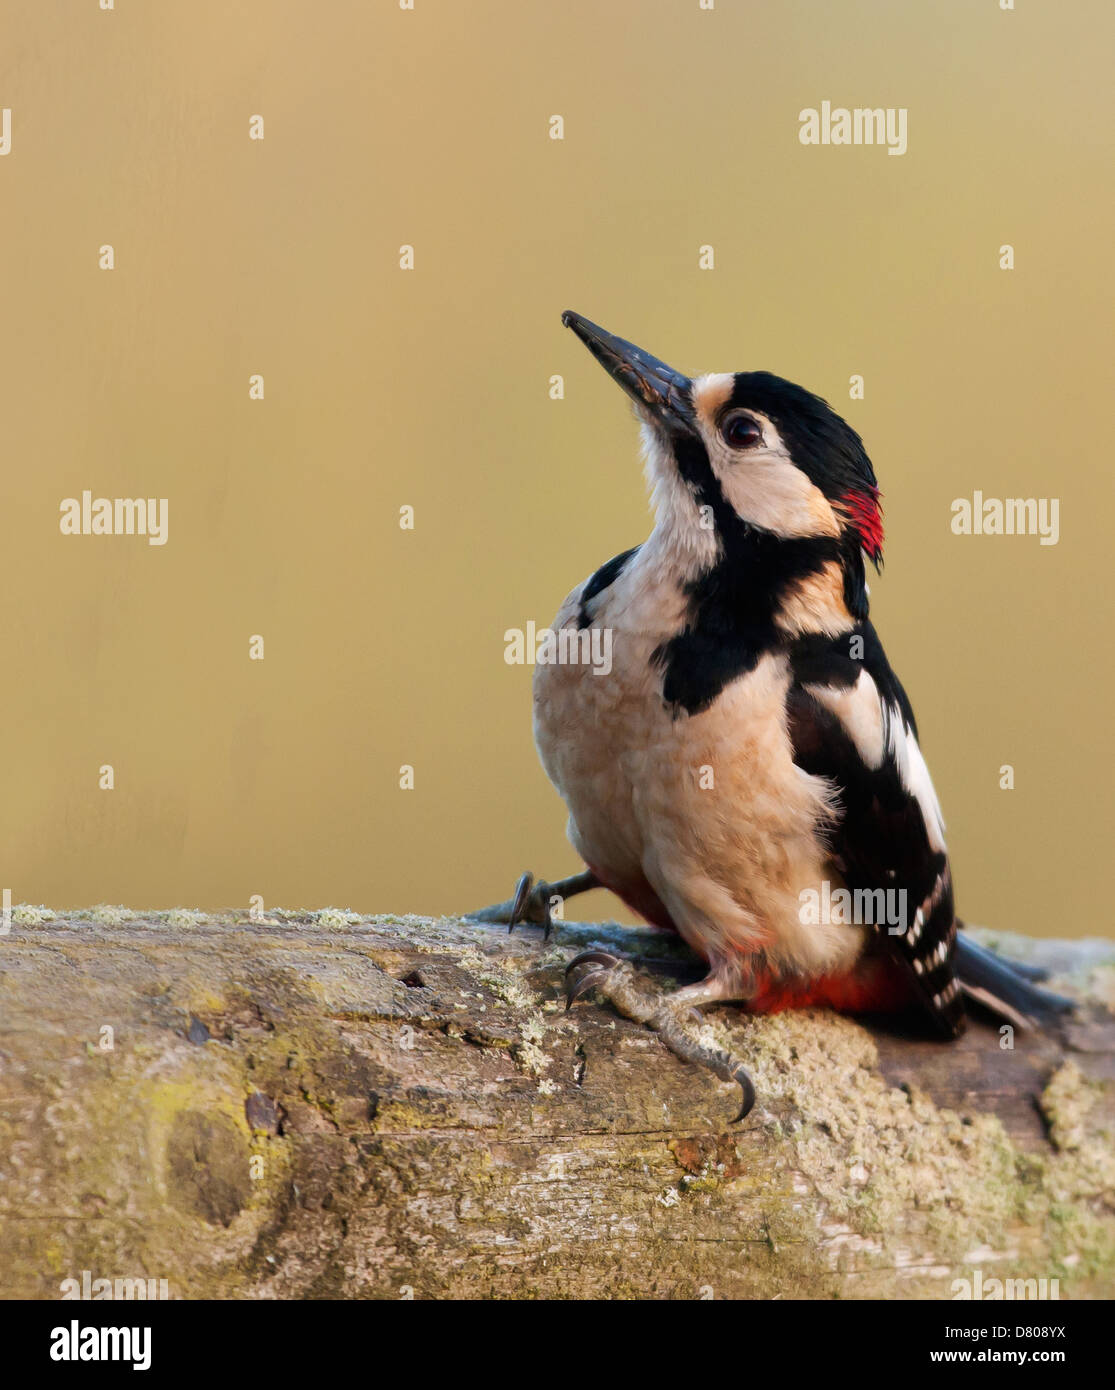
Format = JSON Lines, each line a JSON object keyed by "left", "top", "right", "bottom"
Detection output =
{"left": 473, "top": 312, "right": 1071, "bottom": 1119}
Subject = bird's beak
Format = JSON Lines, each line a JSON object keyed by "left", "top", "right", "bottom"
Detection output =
{"left": 562, "top": 311, "right": 694, "bottom": 433}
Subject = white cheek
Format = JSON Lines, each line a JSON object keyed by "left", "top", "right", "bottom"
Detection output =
{"left": 708, "top": 437, "right": 840, "bottom": 540}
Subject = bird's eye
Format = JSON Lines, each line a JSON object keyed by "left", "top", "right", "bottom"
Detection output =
{"left": 720, "top": 412, "right": 763, "bottom": 449}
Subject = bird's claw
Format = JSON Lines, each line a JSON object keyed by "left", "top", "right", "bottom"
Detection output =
{"left": 564, "top": 950, "right": 624, "bottom": 1009}
{"left": 467, "top": 869, "right": 598, "bottom": 937}
{"left": 466, "top": 870, "right": 556, "bottom": 937}
{"left": 731, "top": 1063, "right": 757, "bottom": 1122}
{"left": 508, "top": 872, "right": 559, "bottom": 939}
{"left": 563, "top": 950, "right": 757, "bottom": 1123}
{"left": 508, "top": 872, "right": 534, "bottom": 923}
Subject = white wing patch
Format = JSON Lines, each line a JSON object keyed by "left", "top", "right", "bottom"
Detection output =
{"left": 805, "top": 671, "right": 948, "bottom": 856}
{"left": 804, "top": 669, "right": 886, "bottom": 768}
{"left": 885, "top": 704, "right": 948, "bottom": 854}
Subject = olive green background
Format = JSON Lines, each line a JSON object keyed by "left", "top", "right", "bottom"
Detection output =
{"left": 1, "top": 0, "right": 1111, "bottom": 936}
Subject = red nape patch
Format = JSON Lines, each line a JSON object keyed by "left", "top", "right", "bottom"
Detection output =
{"left": 840, "top": 487, "right": 884, "bottom": 563}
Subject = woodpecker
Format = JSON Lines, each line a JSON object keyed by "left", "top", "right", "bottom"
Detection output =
{"left": 473, "top": 311, "right": 1071, "bottom": 1119}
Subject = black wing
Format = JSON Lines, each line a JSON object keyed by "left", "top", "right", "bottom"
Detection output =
{"left": 786, "top": 621, "right": 965, "bottom": 1037}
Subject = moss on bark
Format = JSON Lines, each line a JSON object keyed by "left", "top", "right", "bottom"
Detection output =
{"left": 2, "top": 909, "right": 1112, "bottom": 1299}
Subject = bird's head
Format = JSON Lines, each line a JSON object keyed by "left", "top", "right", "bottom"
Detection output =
{"left": 562, "top": 312, "right": 884, "bottom": 601}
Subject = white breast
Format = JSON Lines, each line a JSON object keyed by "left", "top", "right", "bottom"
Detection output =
{"left": 533, "top": 546, "right": 865, "bottom": 989}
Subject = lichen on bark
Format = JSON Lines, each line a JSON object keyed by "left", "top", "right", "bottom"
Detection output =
{"left": 1, "top": 909, "right": 1112, "bottom": 1299}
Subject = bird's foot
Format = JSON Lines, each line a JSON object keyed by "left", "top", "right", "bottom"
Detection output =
{"left": 564, "top": 951, "right": 756, "bottom": 1122}
{"left": 466, "top": 870, "right": 598, "bottom": 940}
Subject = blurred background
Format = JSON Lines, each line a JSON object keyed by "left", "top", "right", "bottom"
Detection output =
{"left": 1, "top": 0, "right": 1112, "bottom": 937}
